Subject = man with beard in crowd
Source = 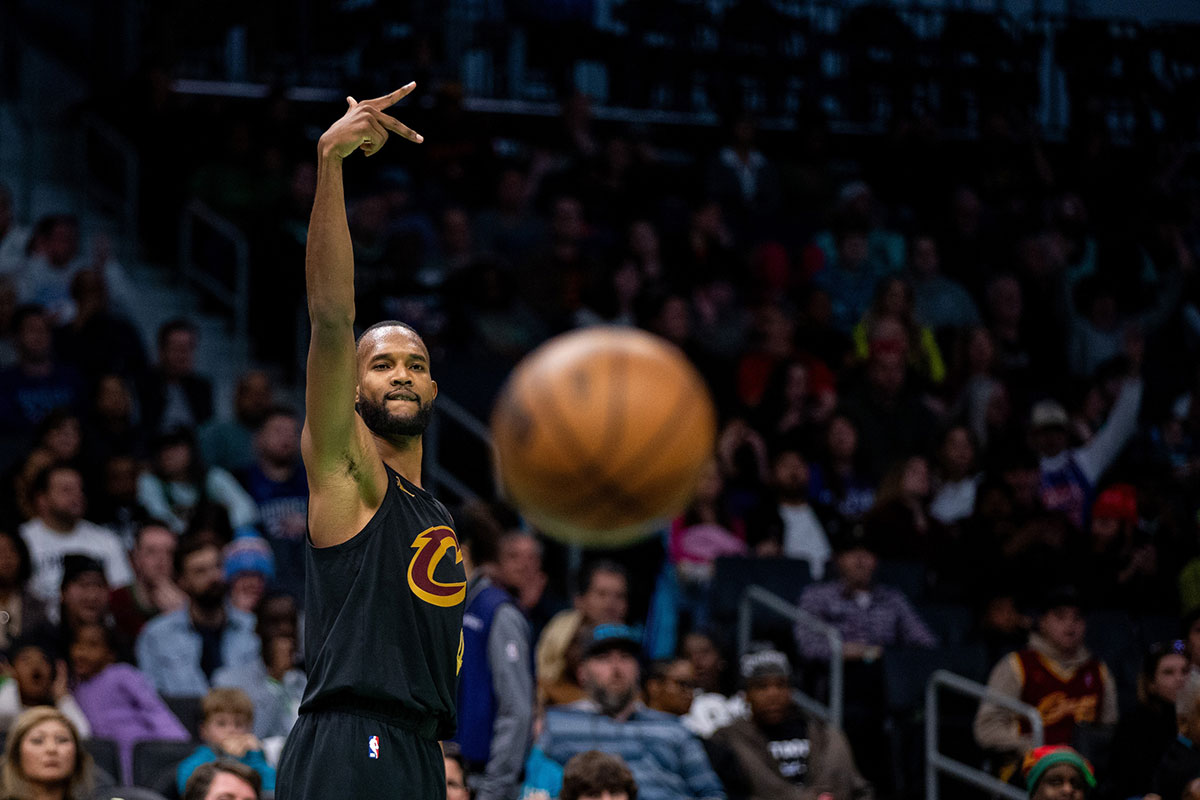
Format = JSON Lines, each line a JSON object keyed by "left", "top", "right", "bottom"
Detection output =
{"left": 135, "top": 534, "right": 260, "bottom": 695}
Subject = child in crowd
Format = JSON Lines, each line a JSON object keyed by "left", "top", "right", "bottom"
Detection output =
{"left": 70, "top": 621, "right": 190, "bottom": 782}
{"left": 176, "top": 687, "right": 276, "bottom": 795}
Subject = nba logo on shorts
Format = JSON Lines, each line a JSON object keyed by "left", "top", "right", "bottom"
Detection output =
{"left": 368, "top": 735, "right": 380, "bottom": 759}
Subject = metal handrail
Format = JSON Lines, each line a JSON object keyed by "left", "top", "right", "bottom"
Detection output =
{"left": 80, "top": 113, "right": 139, "bottom": 260}
{"left": 925, "top": 670, "right": 1044, "bottom": 800}
{"left": 178, "top": 199, "right": 250, "bottom": 344}
{"left": 736, "top": 586, "right": 843, "bottom": 728}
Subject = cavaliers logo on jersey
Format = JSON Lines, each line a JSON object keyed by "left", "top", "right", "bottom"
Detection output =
{"left": 407, "top": 526, "right": 466, "bottom": 607}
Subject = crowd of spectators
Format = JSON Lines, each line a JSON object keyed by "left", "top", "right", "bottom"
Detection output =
{"left": 6, "top": 33, "right": 1200, "bottom": 796}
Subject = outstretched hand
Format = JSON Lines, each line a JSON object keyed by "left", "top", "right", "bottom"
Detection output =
{"left": 318, "top": 83, "right": 424, "bottom": 161}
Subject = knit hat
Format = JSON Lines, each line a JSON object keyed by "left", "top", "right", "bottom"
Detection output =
{"left": 1092, "top": 484, "right": 1137, "bottom": 523}
{"left": 1022, "top": 746, "right": 1096, "bottom": 794}
{"left": 223, "top": 534, "right": 275, "bottom": 582}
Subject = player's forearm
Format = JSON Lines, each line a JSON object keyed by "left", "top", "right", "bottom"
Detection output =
{"left": 306, "top": 150, "right": 356, "bottom": 328}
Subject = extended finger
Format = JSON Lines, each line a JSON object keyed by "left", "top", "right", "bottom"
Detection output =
{"left": 360, "top": 82, "right": 416, "bottom": 110}
{"left": 361, "top": 116, "right": 389, "bottom": 156}
{"left": 347, "top": 96, "right": 358, "bottom": 108}
{"left": 372, "top": 109, "right": 424, "bottom": 143}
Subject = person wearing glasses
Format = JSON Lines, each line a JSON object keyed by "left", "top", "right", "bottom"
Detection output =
{"left": 644, "top": 658, "right": 698, "bottom": 718}
{"left": 1109, "top": 640, "right": 1188, "bottom": 799}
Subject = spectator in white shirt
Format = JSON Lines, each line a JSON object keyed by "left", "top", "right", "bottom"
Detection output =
{"left": 18, "top": 464, "right": 133, "bottom": 615}
{"left": 769, "top": 446, "right": 832, "bottom": 579}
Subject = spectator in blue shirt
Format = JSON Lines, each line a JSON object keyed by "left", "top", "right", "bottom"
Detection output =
{"left": 525, "top": 623, "right": 725, "bottom": 800}
{"left": 136, "top": 534, "right": 260, "bottom": 696}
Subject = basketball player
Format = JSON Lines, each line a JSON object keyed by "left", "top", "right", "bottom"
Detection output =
{"left": 275, "top": 84, "right": 467, "bottom": 800}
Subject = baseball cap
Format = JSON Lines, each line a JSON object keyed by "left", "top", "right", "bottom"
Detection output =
{"left": 740, "top": 649, "right": 792, "bottom": 684}
{"left": 583, "top": 624, "right": 642, "bottom": 659}
{"left": 1030, "top": 400, "right": 1069, "bottom": 430}
{"left": 1092, "top": 484, "right": 1137, "bottom": 523}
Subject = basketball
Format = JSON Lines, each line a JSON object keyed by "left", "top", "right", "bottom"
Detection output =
{"left": 490, "top": 327, "right": 717, "bottom": 548}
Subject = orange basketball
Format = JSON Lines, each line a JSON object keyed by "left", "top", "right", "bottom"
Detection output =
{"left": 491, "top": 327, "right": 717, "bottom": 548}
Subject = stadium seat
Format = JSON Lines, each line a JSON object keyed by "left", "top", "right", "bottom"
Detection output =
{"left": 876, "top": 559, "right": 927, "bottom": 601}
{"left": 708, "top": 556, "right": 813, "bottom": 624}
{"left": 93, "top": 788, "right": 170, "bottom": 800}
{"left": 1072, "top": 722, "right": 1115, "bottom": 771}
{"left": 162, "top": 696, "right": 203, "bottom": 740}
{"left": 131, "top": 739, "right": 195, "bottom": 798}
{"left": 917, "top": 602, "right": 974, "bottom": 646}
{"left": 883, "top": 644, "right": 990, "bottom": 797}
{"left": 84, "top": 738, "right": 122, "bottom": 785}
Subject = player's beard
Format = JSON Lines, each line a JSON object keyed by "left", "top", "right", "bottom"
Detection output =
{"left": 357, "top": 394, "right": 435, "bottom": 438}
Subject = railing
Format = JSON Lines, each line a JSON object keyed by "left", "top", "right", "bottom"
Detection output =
{"left": 925, "top": 670, "right": 1044, "bottom": 800}
{"left": 81, "top": 113, "right": 139, "bottom": 261}
{"left": 424, "top": 393, "right": 493, "bottom": 503}
{"left": 736, "top": 586, "right": 843, "bottom": 728}
{"left": 178, "top": 199, "right": 249, "bottom": 344}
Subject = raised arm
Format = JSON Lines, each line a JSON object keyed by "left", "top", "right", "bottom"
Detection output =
{"left": 301, "top": 86, "right": 423, "bottom": 541}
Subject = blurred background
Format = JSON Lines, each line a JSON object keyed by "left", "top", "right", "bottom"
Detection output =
{"left": 4, "top": 1, "right": 1200, "bottom": 798}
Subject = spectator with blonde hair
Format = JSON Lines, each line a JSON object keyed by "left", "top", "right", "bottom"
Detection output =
{"left": 176, "top": 687, "right": 275, "bottom": 795}
{"left": 0, "top": 706, "right": 93, "bottom": 800}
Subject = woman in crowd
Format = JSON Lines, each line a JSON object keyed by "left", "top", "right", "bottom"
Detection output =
{"left": 0, "top": 707, "right": 93, "bottom": 800}
{"left": 807, "top": 415, "right": 875, "bottom": 522}
{"left": 1108, "top": 640, "right": 1189, "bottom": 800}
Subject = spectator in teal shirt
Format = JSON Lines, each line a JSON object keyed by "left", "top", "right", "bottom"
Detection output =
{"left": 177, "top": 687, "right": 276, "bottom": 795}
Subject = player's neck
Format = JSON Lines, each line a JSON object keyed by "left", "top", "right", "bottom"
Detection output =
{"left": 374, "top": 434, "right": 425, "bottom": 488}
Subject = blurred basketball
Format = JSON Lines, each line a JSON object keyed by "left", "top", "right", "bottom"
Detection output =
{"left": 491, "top": 327, "right": 717, "bottom": 548}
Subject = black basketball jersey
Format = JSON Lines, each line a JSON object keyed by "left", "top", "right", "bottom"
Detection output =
{"left": 299, "top": 463, "right": 465, "bottom": 739}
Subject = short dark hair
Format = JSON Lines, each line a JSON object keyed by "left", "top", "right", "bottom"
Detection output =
{"left": 560, "top": 751, "right": 638, "bottom": 800}
{"left": 183, "top": 759, "right": 262, "bottom": 800}
{"left": 256, "top": 404, "right": 298, "bottom": 431}
{"left": 355, "top": 320, "right": 428, "bottom": 357}
{"left": 580, "top": 559, "right": 629, "bottom": 596}
{"left": 0, "top": 529, "right": 32, "bottom": 586}
{"left": 25, "top": 214, "right": 77, "bottom": 256}
{"left": 29, "top": 463, "right": 78, "bottom": 500}
{"left": 174, "top": 533, "right": 221, "bottom": 578}
{"left": 11, "top": 303, "right": 47, "bottom": 335}
{"left": 157, "top": 317, "right": 198, "bottom": 350}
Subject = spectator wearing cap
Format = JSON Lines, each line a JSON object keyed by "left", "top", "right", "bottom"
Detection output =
{"left": 0, "top": 635, "right": 90, "bottom": 736}
{"left": 449, "top": 516, "right": 533, "bottom": 800}
{"left": 795, "top": 526, "right": 935, "bottom": 789}
{"left": 526, "top": 624, "right": 725, "bottom": 800}
{"left": 1155, "top": 675, "right": 1200, "bottom": 800}
{"left": 18, "top": 463, "right": 132, "bottom": 615}
{"left": 1078, "top": 485, "right": 1169, "bottom": 613}
{"left": 1028, "top": 368, "right": 1142, "bottom": 531}
{"left": 223, "top": 534, "right": 274, "bottom": 615}
{"left": 136, "top": 534, "right": 259, "bottom": 696}
{"left": 1109, "top": 640, "right": 1189, "bottom": 800}
{"left": 710, "top": 650, "right": 872, "bottom": 800}
{"left": 974, "top": 587, "right": 1117, "bottom": 764}
{"left": 1022, "top": 746, "right": 1095, "bottom": 800}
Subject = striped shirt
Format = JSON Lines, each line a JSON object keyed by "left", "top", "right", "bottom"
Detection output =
{"left": 538, "top": 700, "right": 725, "bottom": 800}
